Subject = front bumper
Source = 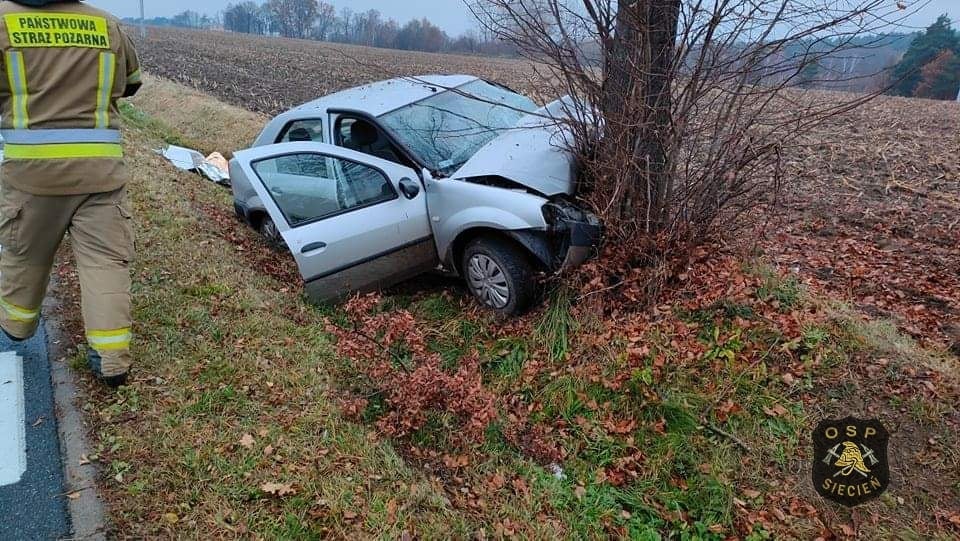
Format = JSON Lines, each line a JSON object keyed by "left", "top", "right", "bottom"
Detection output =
{"left": 560, "top": 216, "right": 602, "bottom": 269}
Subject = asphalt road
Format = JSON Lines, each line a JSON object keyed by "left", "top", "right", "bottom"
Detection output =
{"left": 0, "top": 323, "right": 71, "bottom": 540}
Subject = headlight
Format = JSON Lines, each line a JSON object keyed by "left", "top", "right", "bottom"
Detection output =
{"left": 542, "top": 203, "right": 563, "bottom": 227}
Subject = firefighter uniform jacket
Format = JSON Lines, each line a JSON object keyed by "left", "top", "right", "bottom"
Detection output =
{"left": 0, "top": 0, "right": 140, "bottom": 196}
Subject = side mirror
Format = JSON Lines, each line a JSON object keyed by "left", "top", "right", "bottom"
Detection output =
{"left": 398, "top": 178, "right": 421, "bottom": 200}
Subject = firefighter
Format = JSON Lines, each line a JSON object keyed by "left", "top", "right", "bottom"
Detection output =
{"left": 0, "top": 0, "right": 141, "bottom": 387}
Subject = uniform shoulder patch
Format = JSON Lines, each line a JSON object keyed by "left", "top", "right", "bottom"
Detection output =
{"left": 812, "top": 417, "right": 890, "bottom": 507}
{"left": 4, "top": 12, "right": 111, "bottom": 49}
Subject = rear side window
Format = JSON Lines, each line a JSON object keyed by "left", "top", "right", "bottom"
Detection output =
{"left": 277, "top": 119, "right": 324, "bottom": 143}
{"left": 335, "top": 117, "right": 355, "bottom": 146}
{"left": 252, "top": 153, "right": 397, "bottom": 227}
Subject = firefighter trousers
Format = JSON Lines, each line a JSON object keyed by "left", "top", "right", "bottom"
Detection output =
{"left": 0, "top": 183, "right": 134, "bottom": 377}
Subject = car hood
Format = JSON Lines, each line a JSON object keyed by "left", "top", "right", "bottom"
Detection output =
{"left": 450, "top": 97, "right": 578, "bottom": 197}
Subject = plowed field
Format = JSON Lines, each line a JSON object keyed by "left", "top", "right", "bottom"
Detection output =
{"left": 137, "top": 26, "right": 539, "bottom": 116}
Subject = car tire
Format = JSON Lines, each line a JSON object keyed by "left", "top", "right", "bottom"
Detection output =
{"left": 258, "top": 214, "right": 284, "bottom": 251}
{"left": 462, "top": 236, "right": 537, "bottom": 317}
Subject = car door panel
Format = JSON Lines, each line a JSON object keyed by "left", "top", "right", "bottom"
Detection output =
{"left": 303, "top": 236, "right": 436, "bottom": 303}
{"left": 233, "top": 142, "right": 436, "bottom": 302}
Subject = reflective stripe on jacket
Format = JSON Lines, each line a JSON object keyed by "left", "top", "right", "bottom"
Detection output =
{"left": 0, "top": 1, "right": 140, "bottom": 195}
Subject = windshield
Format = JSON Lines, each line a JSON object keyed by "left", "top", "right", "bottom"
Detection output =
{"left": 378, "top": 80, "right": 538, "bottom": 176}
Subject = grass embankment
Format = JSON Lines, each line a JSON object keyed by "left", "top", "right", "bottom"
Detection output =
{"left": 52, "top": 75, "right": 959, "bottom": 539}
{"left": 54, "top": 76, "right": 471, "bottom": 538}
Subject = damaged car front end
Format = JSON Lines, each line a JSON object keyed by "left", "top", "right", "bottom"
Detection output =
{"left": 409, "top": 90, "right": 603, "bottom": 274}
{"left": 542, "top": 200, "right": 602, "bottom": 270}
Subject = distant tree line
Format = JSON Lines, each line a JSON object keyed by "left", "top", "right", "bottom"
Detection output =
{"left": 219, "top": 0, "right": 514, "bottom": 55}
{"left": 133, "top": 11, "right": 216, "bottom": 30}
{"left": 674, "top": 32, "right": 917, "bottom": 95}
{"left": 762, "top": 33, "right": 917, "bottom": 93}
{"left": 717, "top": 15, "right": 960, "bottom": 100}
{"left": 889, "top": 14, "right": 960, "bottom": 101}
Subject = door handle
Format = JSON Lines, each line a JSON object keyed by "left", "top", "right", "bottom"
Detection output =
{"left": 301, "top": 242, "right": 327, "bottom": 253}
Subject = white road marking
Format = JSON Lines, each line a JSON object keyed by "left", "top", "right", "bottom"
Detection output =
{"left": 0, "top": 351, "right": 26, "bottom": 487}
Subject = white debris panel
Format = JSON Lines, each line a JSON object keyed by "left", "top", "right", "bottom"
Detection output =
{"left": 157, "top": 145, "right": 231, "bottom": 185}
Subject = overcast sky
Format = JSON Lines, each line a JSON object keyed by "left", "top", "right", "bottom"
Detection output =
{"left": 86, "top": 0, "right": 960, "bottom": 36}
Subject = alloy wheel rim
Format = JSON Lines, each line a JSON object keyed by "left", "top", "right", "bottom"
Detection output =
{"left": 467, "top": 254, "right": 510, "bottom": 309}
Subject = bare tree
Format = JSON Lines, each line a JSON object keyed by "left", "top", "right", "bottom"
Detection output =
{"left": 224, "top": 1, "right": 268, "bottom": 34}
{"left": 396, "top": 18, "right": 449, "bottom": 53}
{"left": 354, "top": 9, "right": 383, "bottom": 47}
{"left": 336, "top": 7, "right": 355, "bottom": 42}
{"left": 266, "top": 0, "right": 319, "bottom": 39}
{"left": 467, "top": 1, "right": 927, "bottom": 272}
{"left": 313, "top": 2, "right": 337, "bottom": 41}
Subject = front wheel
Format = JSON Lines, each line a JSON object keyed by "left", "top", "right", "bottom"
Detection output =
{"left": 462, "top": 237, "right": 537, "bottom": 316}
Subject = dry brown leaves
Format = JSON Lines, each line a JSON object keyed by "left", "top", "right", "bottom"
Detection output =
{"left": 260, "top": 482, "right": 296, "bottom": 497}
{"left": 196, "top": 202, "right": 300, "bottom": 286}
{"left": 326, "top": 294, "right": 498, "bottom": 442}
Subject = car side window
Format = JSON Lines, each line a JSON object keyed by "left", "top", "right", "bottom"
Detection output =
{"left": 334, "top": 116, "right": 406, "bottom": 166}
{"left": 275, "top": 152, "right": 328, "bottom": 177}
{"left": 252, "top": 153, "right": 397, "bottom": 227}
{"left": 277, "top": 119, "right": 324, "bottom": 143}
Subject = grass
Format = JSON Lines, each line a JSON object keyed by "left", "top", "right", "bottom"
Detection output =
{"left": 118, "top": 101, "right": 190, "bottom": 148}
{"left": 535, "top": 288, "right": 576, "bottom": 362}
{"left": 53, "top": 80, "right": 960, "bottom": 540}
{"left": 383, "top": 281, "right": 817, "bottom": 538}
{"left": 757, "top": 274, "right": 802, "bottom": 312}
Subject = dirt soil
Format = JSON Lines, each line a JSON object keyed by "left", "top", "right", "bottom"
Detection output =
{"left": 137, "top": 26, "right": 960, "bottom": 353}
{"left": 771, "top": 94, "right": 960, "bottom": 349}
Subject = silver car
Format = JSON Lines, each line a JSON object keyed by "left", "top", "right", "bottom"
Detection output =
{"left": 230, "top": 75, "right": 600, "bottom": 315}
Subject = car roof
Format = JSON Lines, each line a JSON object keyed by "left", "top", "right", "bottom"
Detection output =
{"left": 293, "top": 74, "right": 479, "bottom": 117}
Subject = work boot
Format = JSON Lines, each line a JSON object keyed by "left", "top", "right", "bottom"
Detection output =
{"left": 1, "top": 326, "right": 26, "bottom": 343}
{"left": 87, "top": 350, "right": 129, "bottom": 388}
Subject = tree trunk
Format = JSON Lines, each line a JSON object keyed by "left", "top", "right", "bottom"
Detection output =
{"left": 638, "top": 0, "right": 680, "bottom": 230}
{"left": 602, "top": 1, "right": 681, "bottom": 233}
{"left": 602, "top": 2, "right": 640, "bottom": 119}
